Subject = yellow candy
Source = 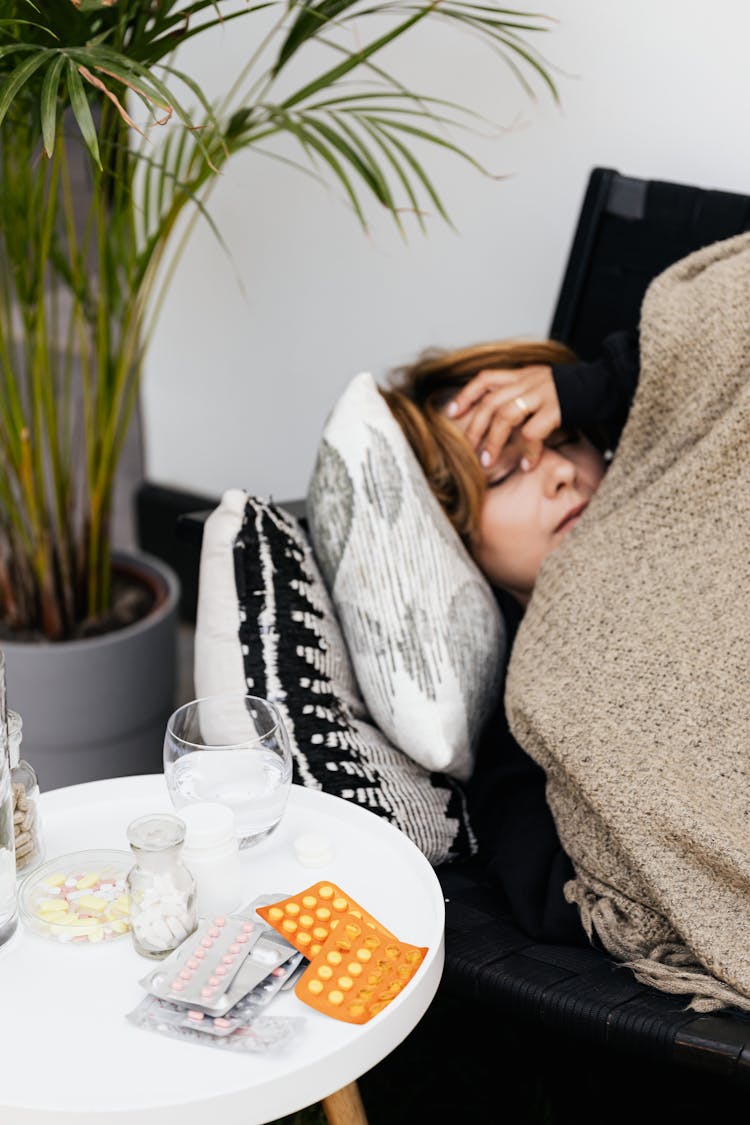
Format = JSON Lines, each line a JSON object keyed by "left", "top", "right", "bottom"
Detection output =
{"left": 42, "top": 873, "right": 66, "bottom": 888}
{"left": 110, "top": 920, "right": 130, "bottom": 934}
{"left": 69, "top": 916, "right": 97, "bottom": 928}
{"left": 75, "top": 873, "right": 99, "bottom": 890}
{"left": 87, "top": 926, "right": 105, "bottom": 943}
{"left": 76, "top": 895, "right": 108, "bottom": 914}
{"left": 110, "top": 896, "right": 130, "bottom": 917}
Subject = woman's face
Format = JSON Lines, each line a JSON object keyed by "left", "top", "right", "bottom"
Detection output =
{"left": 468, "top": 429, "right": 607, "bottom": 604}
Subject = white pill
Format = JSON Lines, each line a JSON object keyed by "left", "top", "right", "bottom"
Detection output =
{"left": 294, "top": 833, "right": 334, "bottom": 868}
{"left": 165, "top": 916, "right": 189, "bottom": 942}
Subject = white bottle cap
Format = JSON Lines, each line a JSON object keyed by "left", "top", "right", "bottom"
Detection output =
{"left": 181, "top": 803, "right": 235, "bottom": 850}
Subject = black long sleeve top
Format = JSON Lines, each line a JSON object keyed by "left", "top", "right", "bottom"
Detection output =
{"left": 467, "top": 330, "right": 639, "bottom": 945}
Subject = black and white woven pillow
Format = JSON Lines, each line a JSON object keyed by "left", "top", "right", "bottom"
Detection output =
{"left": 194, "top": 490, "right": 476, "bottom": 865}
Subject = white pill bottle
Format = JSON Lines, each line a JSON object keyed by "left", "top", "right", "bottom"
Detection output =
{"left": 180, "top": 803, "right": 244, "bottom": 918}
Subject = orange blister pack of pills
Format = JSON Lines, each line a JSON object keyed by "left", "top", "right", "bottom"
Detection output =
{"left": 257, "top": 882, "right": 427, "bottom": 1025}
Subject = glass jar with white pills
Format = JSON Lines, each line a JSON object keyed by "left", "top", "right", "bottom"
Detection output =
{"left": 8, "top": 710, "right": 44, "bottom": 874}
{"left": 126, "top": 813, "right": 197, "bottom": 959}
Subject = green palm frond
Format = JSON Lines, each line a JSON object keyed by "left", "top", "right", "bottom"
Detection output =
{"left": 0, "top": 0, "right": 559, "bottom": 637}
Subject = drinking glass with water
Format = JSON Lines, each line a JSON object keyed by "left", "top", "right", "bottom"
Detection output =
{"left": 164, "top": 695, "right": 293, "bottom": 848}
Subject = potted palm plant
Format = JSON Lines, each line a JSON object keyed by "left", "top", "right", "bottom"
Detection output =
{"left": 0, "top": 0, "right": 555, "bottom": 786}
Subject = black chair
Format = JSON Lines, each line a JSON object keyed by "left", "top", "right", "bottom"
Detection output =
{"left": 145, "top": 168, "right": 750, "bottom": 1123}
{"left": 361, "top": 169, "right": 750, "bottom": 1124}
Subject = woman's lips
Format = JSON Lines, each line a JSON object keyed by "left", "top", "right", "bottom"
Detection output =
{"left": 555, "top": 501, "right": 588, "bottom": 533}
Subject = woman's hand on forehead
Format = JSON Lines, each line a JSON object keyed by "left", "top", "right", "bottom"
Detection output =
{"left": 445, "top": 364, "right": 562, "bottom": 473}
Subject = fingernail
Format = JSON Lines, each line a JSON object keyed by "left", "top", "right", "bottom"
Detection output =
{"left": 480, "top": 450, "right": 491, "bottom": 467}
{"left": 520, "top": 457, "right": 531, "bottom": 472}
{"left": 445, "top": 401, "right": 458, "bottom": 418}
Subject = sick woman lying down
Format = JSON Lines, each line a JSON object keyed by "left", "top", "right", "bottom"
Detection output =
{"left": 385, "top": 232, "right": 750, "bottom": 1012}
{"left": 383, "top": 330, "right": 638, "bottom": 947}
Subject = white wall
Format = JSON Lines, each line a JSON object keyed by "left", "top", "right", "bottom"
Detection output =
{"left": 141, "top": 0, "right": 750, "bottom": 502}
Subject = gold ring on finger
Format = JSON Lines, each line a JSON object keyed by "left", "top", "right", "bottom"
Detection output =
{"left": 514, "top": 396, "right": 530, "bottom": 415}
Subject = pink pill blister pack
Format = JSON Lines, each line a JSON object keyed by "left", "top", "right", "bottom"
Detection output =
{"left": 180, "top": 951, "right": 304, "bottom": 1037}
{"left": 127, "top": 997, "right": 304, "bottom": 1053}
{"left": 139, "top": 913, "right": 263, "bottom": 1014}
{"left": 129, "top": 897, "right": 306, "bottom": 1051}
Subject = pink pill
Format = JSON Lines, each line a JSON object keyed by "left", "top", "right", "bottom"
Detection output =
{"left": 222, "top": 954, "right": 236, "bottom": 965}
{"left": 214, "top": 916, "right": 226, "bottom": 927}
{"left": 188, "top": 1010, "right": 204, "bottom": 1022}
{"left": 194, "top": 948, "right": 206, "bottom": 960}
{"left": 201, "top": 937, "right": 213, "bottom": 948}
{"left": 229, "top": 943, "right": 241, "bottom": 954}
{"left": 208, "top": 976, "right": 220, "bottom": 986}
{"left": 171, "top": 980, "right": 184, "bottom": 991}
{"left": 242, "top": 922, "right": 254, "bottom": 933}
{"left": 208, "top": 926, "right": 220, "bottom": 938}
{"left": 201, "top": 986, "right": 215, "bottom": 997}
{"left": 272, "top": 967, "right": 285, "bottom": 977}
{"left": 187, "top": 959, "right": 199, "bottom": 970}
{"left": 215, "top": 966, "right": 227, "bottom": 977}
{"left": 235, "top": 933, "right": 248, "bottom": 944}
{"left": 215, "top": 1018, "right": 232, "bottom": 1028}
{"left": 179, "top": 968, "right": 192, "bottom": 980}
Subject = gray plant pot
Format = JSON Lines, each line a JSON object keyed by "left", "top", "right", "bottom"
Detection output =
{"left": 2, "top": 551, "right": 180, "bottom": 792}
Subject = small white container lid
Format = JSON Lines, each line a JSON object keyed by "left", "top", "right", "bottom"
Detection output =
{"left": 181, "top": 803, "right": 235, "bottom": 850}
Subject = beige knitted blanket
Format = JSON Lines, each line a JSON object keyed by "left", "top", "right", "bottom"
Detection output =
{"left": 505, "top": 232, "right": 750, "bottom": 1012}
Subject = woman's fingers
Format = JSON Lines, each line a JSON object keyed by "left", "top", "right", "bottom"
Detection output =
{"left": 518, "top": 405, "right": 563, "bottom": 470}
{"left": 446, "top": 368, "right": 526, "bottom": 418}
{"left": 473, "top": 393, "right": 536, "bottom": 466}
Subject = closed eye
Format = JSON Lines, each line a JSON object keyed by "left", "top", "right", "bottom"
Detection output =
{"left": 549, "top": 430, "right": 580, "bottom": 450}
{"left": 488, "top": 465, "right": 517, "bottom": 487}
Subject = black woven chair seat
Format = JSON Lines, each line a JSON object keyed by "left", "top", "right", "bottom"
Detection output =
{"left": 437, "top": 860, "right": 750, "bottom": 1083}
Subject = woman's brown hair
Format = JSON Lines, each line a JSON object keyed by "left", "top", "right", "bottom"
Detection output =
{"left": 382, "top": 339, "right": 576, "bottom": 542}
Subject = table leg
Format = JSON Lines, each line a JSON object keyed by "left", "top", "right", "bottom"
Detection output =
{"left": 321, "top": 1081, "right": 369, "bottom": 1125}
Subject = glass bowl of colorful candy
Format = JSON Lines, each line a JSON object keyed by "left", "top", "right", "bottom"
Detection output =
{"left": 19, "top": 850, "right": 132, "bottom": 944}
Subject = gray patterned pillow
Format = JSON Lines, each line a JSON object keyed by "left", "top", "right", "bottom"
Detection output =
{"left": 308, "top": 372, "right": 505, "bottom": 781}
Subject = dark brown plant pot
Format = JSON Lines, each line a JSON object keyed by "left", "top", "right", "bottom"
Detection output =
{"left": 2, "top": 552, "right": 180, "bottom": 792}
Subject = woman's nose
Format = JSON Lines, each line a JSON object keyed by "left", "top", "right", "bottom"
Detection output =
{"left": 541, "top": 448, "right": 577, "bottom": 495}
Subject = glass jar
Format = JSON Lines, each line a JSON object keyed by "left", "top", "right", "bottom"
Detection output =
{"left": 8, "top": 711, "right": 44, "bottom": 874}
{"left": 126, "top": 814, "right": 197, "bottom": 959}
{"left": 0, "top": 653, "right": 18, "bottom": 946}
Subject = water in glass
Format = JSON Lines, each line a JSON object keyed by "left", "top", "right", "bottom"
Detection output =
{"left": 164, "top": 695, "right": 292, "bottom": 848}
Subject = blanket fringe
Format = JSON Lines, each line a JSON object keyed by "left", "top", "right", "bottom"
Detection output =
{"left": 564, "top": 880, "right": 750, "bottom": 1013}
